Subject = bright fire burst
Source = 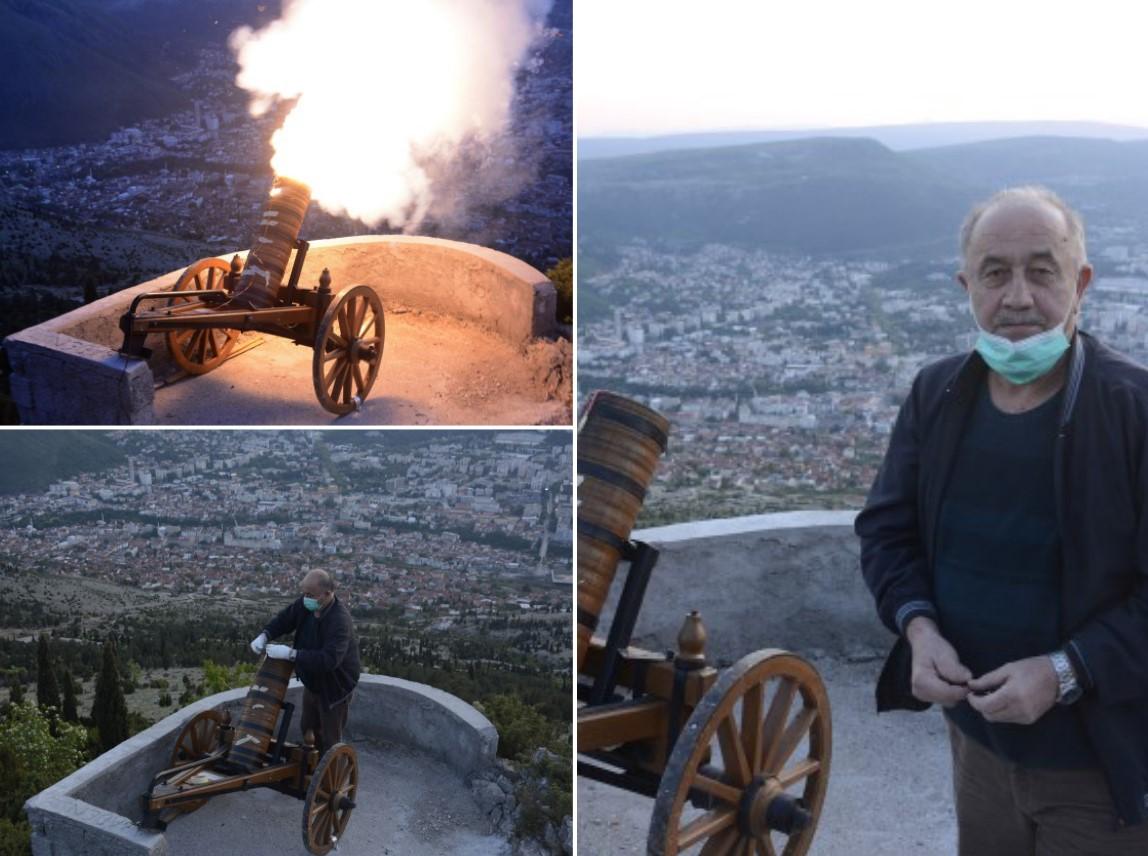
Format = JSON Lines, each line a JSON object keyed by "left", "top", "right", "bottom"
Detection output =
{"left": 230, "top": 0, "right": 549, "bottom": 229}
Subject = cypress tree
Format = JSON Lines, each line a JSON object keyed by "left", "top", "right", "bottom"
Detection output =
{"left": 61, "top": 669, "right": 79, "bottom": 723}
{"left": 92, "top": 640, "right": 129, "bottom": 751}
{"left": 36, "top": 633, "right": 61, "bottom": 712}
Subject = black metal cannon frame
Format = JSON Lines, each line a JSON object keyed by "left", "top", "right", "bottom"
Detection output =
{"left": 140, "top": 701, "right": 358, "bottom": 856}
{"left": 577, "top": 540, "right": 833, "bottom": 856}
{"left": 118, "top": 238, "right": 385, "bottom": 415}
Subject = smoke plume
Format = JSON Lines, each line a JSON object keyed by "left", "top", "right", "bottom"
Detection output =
{"left": 230, "top": 0, "right": 552, "bottom": 230}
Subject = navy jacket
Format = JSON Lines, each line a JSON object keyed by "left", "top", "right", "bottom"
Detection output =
{"left": 263, "top": 595, "right": 361, "bottom": 710}
{"left": 856, "top": 331, "right": 1148, "bottom": 826}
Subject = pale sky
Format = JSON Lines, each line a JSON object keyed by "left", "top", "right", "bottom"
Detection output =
{"left": 578, "top": 0, "right": 1148, "bottom": 137}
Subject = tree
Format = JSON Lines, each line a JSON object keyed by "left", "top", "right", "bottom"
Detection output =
{"left": 36, "top": 634, "right": 60, "bottom": 714}
{"left": 61, "top": 670, "right": 78, "bottom": 723}
{"left": 0, "top": 700, "right": 88, "bottom": 852}
{"left": 91, "top": 641, "right": 128, "bottom": 752}
{"left": 7, "top": 684, "right": 22, "bottom": 706}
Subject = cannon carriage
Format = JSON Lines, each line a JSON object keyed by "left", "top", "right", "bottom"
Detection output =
{"left": 577, "top": 392, "right": 832, "bottom": 856}
{"left": 118, "top": 176, "right": 383, "bottom": 415}
{"left": 140, "top": 656, "right": 358, "bottom": 855}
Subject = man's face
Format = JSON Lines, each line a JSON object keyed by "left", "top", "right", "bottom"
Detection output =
{"left": 958, "top": 199, "right": 1092, "bottom": 342}
{"left": 300, "top": 575, "right": 331, "bottom": 607}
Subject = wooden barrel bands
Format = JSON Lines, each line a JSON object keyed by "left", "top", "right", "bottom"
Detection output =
{"left": 577, "top": 390, "right": 670, "bottom": 671}
{"left": 231, "top": 175, "right": 311, "bottom": 310}
{"left": 226, "top": 655, "right": 295, "bottom": 771}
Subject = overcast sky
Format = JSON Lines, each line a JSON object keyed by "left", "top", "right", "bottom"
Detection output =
{"left": 578, "top": 0, "right": 1148, "bottom": 137}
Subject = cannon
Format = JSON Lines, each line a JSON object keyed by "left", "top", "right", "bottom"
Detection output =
{"left": 140, "top": 656, "right": 358, "bottom": 855}
{"left": 118, "top": 176, "right": 384, "bottom": 415}
{"left": 577, "top": 391, "right": 832, "bottom": 856}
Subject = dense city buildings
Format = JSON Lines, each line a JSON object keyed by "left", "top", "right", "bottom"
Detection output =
{"left": 580, "top": 235, "right": 1148, "bottom": 523}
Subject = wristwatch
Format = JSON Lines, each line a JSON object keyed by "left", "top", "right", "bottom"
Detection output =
{"left": 1049, "top": 650, "right": 1082, "bottom": 705}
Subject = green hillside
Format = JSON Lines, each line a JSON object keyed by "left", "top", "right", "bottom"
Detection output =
{"left": 0, "top": 432, "right": 125, "bottom": 494}
{"left": 578, "top": 137, "right": 977, "bottom": 256}
{"left": 579, "top": 135, "right": 1148, "bottom": 257}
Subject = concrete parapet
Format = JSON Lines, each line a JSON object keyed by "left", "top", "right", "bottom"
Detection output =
{"left": 4, "top": 236, "right": 556, "bottom": 425}
{"left": 25, "top": 673, "right": 497, "bottom": 856}
{"left": 601, "top": 510, "right": 887, "bottom": 664}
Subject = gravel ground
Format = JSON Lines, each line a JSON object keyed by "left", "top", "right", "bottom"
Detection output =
{"left": 578, "top": 656, "right": 958, "bottom": 855}
{"left": 163, "top": 739, "right": 510, "bottom": 856}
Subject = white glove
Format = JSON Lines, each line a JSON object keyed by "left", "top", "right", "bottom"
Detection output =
{"left": 250, "top": 633, "right": 268, "bottom": 655}
{"left": 265, "top": 644, "right": 294, "bottom": 661}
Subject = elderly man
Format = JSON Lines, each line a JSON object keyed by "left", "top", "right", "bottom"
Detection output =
{"left": 856, "top": 186, "right": 1148, "bottom": 854}
{"left": 250, "top": 569, "right": 361, "bottom": 754}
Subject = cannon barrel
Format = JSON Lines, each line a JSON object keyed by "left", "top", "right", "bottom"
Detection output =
{"left": 577, "top": 391, "right": 670, "bottom": 671}
{"left": 230, "top": 175, "right": 312, "bottom": 310}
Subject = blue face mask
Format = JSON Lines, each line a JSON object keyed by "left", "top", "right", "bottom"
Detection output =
{"left": 303, "top": 596, "right": 321, "bottom": 612}
{"left": 972, "top": 303, "right": 1074, "bottom": 385}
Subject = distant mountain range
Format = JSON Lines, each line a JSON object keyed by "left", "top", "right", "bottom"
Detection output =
{"left": 579, "top": 121, "right": 1148, "bottom": 160}
{"left": 0, "top": 0, "right": 277, "bottom": 149}
{"left": 578, "top": 135, "right": 1148, "bottom": 257}
{"left": 0, "top": 432, "right": 125, "bottom": 494}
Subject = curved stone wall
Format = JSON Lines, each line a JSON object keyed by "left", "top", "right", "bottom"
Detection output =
{"left": 597, "top": 511, "right": 891, "bottom": 665}
{"left": 24, "top": 674, "right": 498, "bottom": 856}
{"left": 3, "top": 236, "right": 556, "bottom": 424}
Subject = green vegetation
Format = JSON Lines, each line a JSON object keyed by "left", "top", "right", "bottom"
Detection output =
{"left": 34, "top": 636, "right": 59, "bottom": 714}
{"left": 546, "top": 257, "right": 572, "bottom": 325}
{"left": 0, "top": 702, "right": 88, "bottom": 855}
{"left": 91, "top": 641, "right": 128, "bottom": 752}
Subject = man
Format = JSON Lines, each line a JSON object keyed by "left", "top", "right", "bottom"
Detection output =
{"left": 250, "top": 569, "right": 361, "bottom": 754}
{"left": 856, "top": 185, "right": 1148, "bottom": 854}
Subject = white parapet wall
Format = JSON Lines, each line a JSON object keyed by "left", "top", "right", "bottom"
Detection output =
{"left": 23, "top": 674, "right": 498, "bottom": 856}
{"left": 4, "top": 236, "right": 557, "bottom": 425}
{"left": 596, "top": 510, "right": 893, "bottom": 665}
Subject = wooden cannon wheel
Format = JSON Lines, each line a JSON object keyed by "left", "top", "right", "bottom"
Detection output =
{"left": 648, "top": 650, "right": 831, "bottom": 856}
{"left": 302, "top": 742, "right": 359, "bottom": 856}
{"left": 168, "top": 709, "right": 226, "bottom": 815}
{"left": 166, "top": 258, "right": 240, "bottom": 375}
{"left": 312, "top": 285, "right": 384, "bottom": 415}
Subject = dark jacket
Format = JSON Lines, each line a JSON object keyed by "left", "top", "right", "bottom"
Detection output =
{"left": 856, "top": 331, "right": 1148, "bottom": 826}
{"left": 264, "top": 595, "right": 361, "bottom": 710}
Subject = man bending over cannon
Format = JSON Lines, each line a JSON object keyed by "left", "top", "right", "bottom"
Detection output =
{"left": 857, "top": 186, "right": 1148, "bottom": 854}
{"left": 251, "top": 569, "right": 361, "bottom": 754}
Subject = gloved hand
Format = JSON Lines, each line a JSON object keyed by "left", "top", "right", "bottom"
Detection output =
{"left": 265, "top": 644, "right": 293, "bottom": 661}
{"left": 250, "top": 632, "right": 268, "bottom": 655}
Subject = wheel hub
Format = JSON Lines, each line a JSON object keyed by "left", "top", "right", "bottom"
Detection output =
{"left": 739, "top": 775, "right": 812, "bottom": 839}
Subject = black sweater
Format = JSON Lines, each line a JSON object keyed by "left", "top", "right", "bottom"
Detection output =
{"left": 263, "top": 595, "right": 361, "bottom": 710}
{"left": 857, "top": 332, "right": 1148, "bottom": 825}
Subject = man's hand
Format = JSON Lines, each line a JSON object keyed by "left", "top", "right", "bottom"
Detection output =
{"left": 906, "top": 616, "right": 972, "bottom": 706}
{"left": 967, "top": 656, "right": 1058, "bottom": 725}
{"left": 250, "top": 633, "right": 268, "bottom": 655}
{"left": 265, "top": 644, "right": 293, "bottom": 661}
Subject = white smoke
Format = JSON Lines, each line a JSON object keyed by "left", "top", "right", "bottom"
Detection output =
{"left": 229, "top": 0, "right": 552, "bottom": 230}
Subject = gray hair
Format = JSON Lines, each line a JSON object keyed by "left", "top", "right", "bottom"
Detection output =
{"left": 959, "top": 185, "right": 1088, "bottom": 268}
{"left": 304, "top": 569, "right": 336, "bottom": 592}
